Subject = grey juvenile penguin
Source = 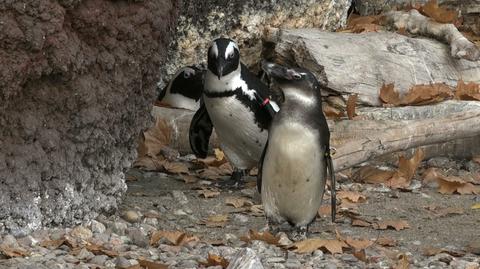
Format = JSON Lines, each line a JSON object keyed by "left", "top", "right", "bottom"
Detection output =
{"left": 258, "top": 61, "right": 336, "bottom": 239}
{"left": 189, "top": 38, "right": 279, "bottom": 184}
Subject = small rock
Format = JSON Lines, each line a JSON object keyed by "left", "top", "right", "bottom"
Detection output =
{"left": 17, "top": 235, "right": 38, "bottom": 247}
{"left": 109, "top": 221, "right": 128, "bottom": 236}
{"left": 178, "top": 259, "right": 198, "bottom": 268}
{"left": 233, "top": 214, "right": 249, "bottom": 223}
{"left": 0, "top": 234, "right": 18, "bottom": 248}
{"left": 144, "top": 217, "right": 158, "bottom": 227}
{"left": 89, "top": 255, "right": 108, "bottom": 266}
{"left": 122, "top": 210, "right": 141, "bottom": 223}
{"left": 240, "top": 188, "right": 256, "bottom": 198}
{"left": 225, "top": 233, "right": 238, "bottom": 242}
{"left": 412, "top": 240, "right": 421, "bottom": 246}
{"left": 76, "top": 248, "right": 94, "bottom": 260}
{"left": 64, "top": 255, "right": 79, "bottom": 263}
{"left": 90, "top": 220, "right": 106, "bottom": 234}
{"left": 277, "top": 232, "right": 293, "bottom": 246}
{"left": 126, "top": 228, "right": 149, "bottom": 248}
{"left": 115, "top": 256, "right": 132, "bottom": 268}
{"left": 50, "top": 230, "right": 66, "bottom": 241}
{"left": 266, "top": 257, "right": 286, "bottom": 263}
{"left": 313, "top": 250, "right": 324, "bottom": 258}
{"left": 70, "top": 226, "right": 93, "bottom": 241}
{"left": 174, "top": 209, "right": 188, "bottom": 216}
{"left": 104, "top": 259, "right": 116, "bottom": 267}
{"left": 172, "top": 190, "right": 189, "bottom": 205}
{"left": 227, "top": 248, "right": 264, "bottom": 269}
{"left": 427, "top": 157, "right": 452, "bottom": 168}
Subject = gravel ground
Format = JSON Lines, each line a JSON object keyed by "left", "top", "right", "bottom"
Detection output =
{"left": 1, "top": 156, "right": 479, "bottom": 269}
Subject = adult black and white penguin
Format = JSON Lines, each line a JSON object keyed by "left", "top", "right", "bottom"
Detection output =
{"left": 157, "top": 65, "right": 204, "bottom": 111}
{"left": 189, "top": 37, "right": 279, "bottom": 183}
{"left": 258, "top": 61, "right": 336, "bottom": 239}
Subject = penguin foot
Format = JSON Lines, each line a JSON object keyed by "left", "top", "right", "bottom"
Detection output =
{"left": 263, "top": 219, "right": 281, "bottom": 234}
{"left": 216, "top": 169, "right": 248, "bottom": 189}
{"left": 289, "top": 226, "right": 308, "bottom": 241}
{"left": 230, "top": 169, "right": 248, "bottom": 182}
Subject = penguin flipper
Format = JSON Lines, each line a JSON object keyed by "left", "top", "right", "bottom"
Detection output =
{"left": 189, "top": 102, "right": 213, "bottom": 158}
{"left": 325, "top": 151, "right": 336, "bottom": 222}
{"left": 256, "top": 140, "right": 269, "bottom": 194}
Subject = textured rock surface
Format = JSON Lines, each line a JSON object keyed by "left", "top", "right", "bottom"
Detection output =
{"left": 160, "top": 0, "right": 351, "bottom": 88}
{"left": 271, "top": 29, "right": 480, "bottom": 106}
{"left": 0, "top": 0, "right": 178, "bottom": 234}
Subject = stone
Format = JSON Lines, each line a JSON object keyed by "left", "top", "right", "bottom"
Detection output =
{"left": 144, "top": 217, "right": 158, "bottom": 227}
{"left": 233, "top": 214, "right": 249, "bottom": 223}
{"left": 75, "top": 248, "right": 94, "bottom": 261}
{"left": 115, "top": 256, "right": 132, "bottom": 268}
{"left": 126, "top": 228, "right": 149, "bottom": 248}
{"left": 17, "top": 235, "right": 39, "bottom": 247}
{"left": 90, "top": 220, "right": 106, "bottom": 234}
{"left": 109, "top": 221, "right": 128, "bottom": 236}
{"left": 89, "top": 255, "right": 108, "bottom": 266}
{"left": 171, "top": 191, "right": 189, "bottom": 205}
{"left": 226, "top": 248, "right": 264, "bottom": 269}
{"left": 0, "top": 234, "right": 19, "bottom": 248}
{"left": 122, "top": 210, "right": 141, "bottom": 223}
{"left": 0, "top": 0, "right": 178, "bottom": 234}
{"left": 70, "top": 226, "right": 93, "bottom": 241}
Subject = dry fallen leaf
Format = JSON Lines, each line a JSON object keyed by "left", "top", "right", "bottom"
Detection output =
{"left": 337, "top": 190, "right": 367, "bottom": 203}
{"left": 0, "top": 246, "right": 30, "bottom": 258}
{"left": 197, "top": 188, "right": 221, "bottom": 198}
{"left": 345, "top": 237, "right": 373, "bottom": 250}
{"left": 425, "top": 205, "right": 464, "bottom": 217}
{"left": 471, "top": 203, "right": 480, "bottom": 210}
{"left": 420, "top": 0, "right": 458, "bottom": 23}
{"left": 203, "top": 214, "right": 229, "bottom": 228}
{"left": 343, "top": 14, "right": 383, "bottom": 33}
{"left": 353, "top": 166, "right": 395, "bottom": 184}
{"left": 136, "top": 118, "right": 171, "bottom": 160}
{"left": 373, "top": 220, "right": 410, "bottom": 231}
{"left": 290, "top": 238, "right": 349, "bottom": 254}
{"left": 379, "top": 83, "right": 401, "bottom": 106}
{"left": 353, "top": 249, "right": 368, "bottom": 262}
{"left": 455, "top": 80, "right": 480, "bottom": 101}
{"left": 150, "top": 230, "right": 198, "bottom": 246}
{"left": 248, "top": 204, "right": 264, "bottom": 217}
{"left": 423, "top": 246, "right": 465, "bottom": 257}
{"left": 394, "top": 254, "right": 410, "bottom": 269}
{"left": 40, "top": 239, "right": 66, "bottom": 249}
{"left": 323, "top": 103, "right": 345, "bottom": 119}
{"left": 85, "top": 244, "right": 119, "bottom": 257}
{"left": 199, "top": 253, "right": 230, "bottom": 268}
{"left": 380, "top": 83, "right": 453, "bottom": 106}
{"left": 138, "top": 259, "right": 169, "bottom": 269}
{"left": 318, "top": 204, "right": 331, "bottom": 217}
{"left": 346, "top": 94, "right": 358, "bottom": 120}
{"left": 241, "top": 230, "right": 280, "bottom": 246}
{"left": 225, "top": 197, "right": 253, "bottom": 208}
{"left": 423, "top": 168, "right": 480, "bottom": 195}
{"left": 162, "top": 161, "right": 189, "bottom": 174}
{"left": 181, "top": 175, "right": 198, "bottom": 184}
{"left": 376, "top": 236, "right": 397, "bottom": 247}
{"left": 351, "top": 219, "right": 372, "bottom": 227}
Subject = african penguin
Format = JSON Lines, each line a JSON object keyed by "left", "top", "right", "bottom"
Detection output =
{"left": 258, "top": 61, "right": 336, "bottom": 239}
{"left": 157, "top": 65, "right": 204, "bottom": 110}
{"left": 189, "top": 38, "right": 279, "bottom": 183}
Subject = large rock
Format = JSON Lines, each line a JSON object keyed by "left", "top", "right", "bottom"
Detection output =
{"left": 160, "top": 0, "right": 351, "bottom": 85}
{"left": 270, "top": 29, "right": 480, "bottom": 106}
{"left": 0, "top": 0, "right": 178, "bottom": 235}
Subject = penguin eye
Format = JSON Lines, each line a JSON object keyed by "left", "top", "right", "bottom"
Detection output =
{"left": 228, "top": 52, "right": 235, "bottom": 60}
{"left": 293, "top": 74, "right": 302, "bottom": 80}
{"left": 183, "top": 72, "right": 192, "bottom": 79}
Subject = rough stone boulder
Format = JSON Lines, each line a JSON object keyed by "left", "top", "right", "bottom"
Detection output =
{"left": 0, "top": 0, "right": 178, "bottom": 235}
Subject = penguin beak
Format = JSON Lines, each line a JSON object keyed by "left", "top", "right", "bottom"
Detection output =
{"left": 216, "top": 65, "right": 223, "bottom": 80}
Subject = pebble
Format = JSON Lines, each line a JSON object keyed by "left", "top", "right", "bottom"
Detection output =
{"left": 89, "top": 255, "right": 108, "bottom": 266}
{"left": 50, "top": 230, "right": 66, "bottom": 241}
{"left": 109, "top": 221, "right": 128, "bottom": 236}
{"left": 143, "top": 217, "right": 158, "bottom": 227}
{"left": 90, "top": 220, "right": 106, "bottom": 234}
{"left": 17, "top": 235, "right": 38, "bottom": 247}
{"left": 70, "top": 226, "right": 93, "bottom": 241}
{"left": 122, "top": 210, "right": 141, "bottom": 223}
{"left": 76, "top": 248, "right": 95, "bottom": 260}
{"left": 174, "top": 209, "right": 188, "bottom": 216}
{"left": 233, "top": 213, "right": 249, "bottom": 223}
{"left": 0, "top": 234, "right": 19, "bottom": 248}
{"left": 115, "top": 256, "right": 132, "bottom": 268}
{"left": 266, "top": 257, "right": 286, "bottom": 263}
{"left": 172, "top": 190, "right": 189, "bottom": 205}
{"left": 126, "top": 228, "right": 149, "bottom": 248}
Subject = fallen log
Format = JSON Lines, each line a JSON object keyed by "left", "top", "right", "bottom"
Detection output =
{"left": 147, "top": 104, "right": 480, "bottom": 171}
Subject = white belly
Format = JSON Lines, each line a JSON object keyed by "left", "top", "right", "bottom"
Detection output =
{"left": 262, "top": 121, "right": 326, "bottom": 226}
{"left": 162, "top": 93, "right": 199, "bottom": 111}
{"left": 204, "top": 95, "right": 267, "bottom": 169}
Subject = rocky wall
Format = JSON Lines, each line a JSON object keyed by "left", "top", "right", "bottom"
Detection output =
{"left": 0, "top": 0, "right": 178, "bottom": 235}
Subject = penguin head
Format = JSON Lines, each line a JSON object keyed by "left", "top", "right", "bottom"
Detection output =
{"left": 207, "top": 38, "right": 241, "bottom": 80}
{"left": 261, "top": 60, "right": 321, "bottom": 97}
{"left": 158, "top": 65, "right": 205, "bottom": 103}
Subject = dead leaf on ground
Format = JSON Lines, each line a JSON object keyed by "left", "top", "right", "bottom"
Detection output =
{"left": 323, "top": 103, "right": 345, "bottom": 119}
{"left": 353, "top": 166, "right": 395, "bottom": 184}
{"left": 345, "top": 237, "right": 373, "bottom": 250}
{"left": 423, "top": 246, "right": 465, "bottom": 257}
{"left": 197, "top": 187, "right": 221, "bottom": 198}
{"left": 419, "top": 0, "right": 458, "bottom": 24}
{"left": 135, "top": 118, "right": 171, "bottom": 161}
{"left": 199, "top": 253, "right": 230, "bottom": 268}
{"left": 138, "top": 259, "right": 169, "bottom": 269}
{"left": 471, "top": 203, "right": 480, "bottom": 210}
{"left": 40, "top": 239, "right": 66, "bottom": 249}
{"left": 203, "top": 214, "right": 229, "bottom": 228}
{"left": 379, "top": 83, "right": 453, "bottom": 106}
{"left": 290, "top": 238, "right": 349, "bottom": 254}
{"left": 342, "top": 14, "right": 383, "bottom": 33}
{"left": 379, "top": 83, "right": 401, "bottom": 106}
{"left": 424, "top": 205, "right": 464, "bottom": 217}
{"left": 225, "top": 197, "right": 253, "bottom": 208}
{"left": 241, "top": 230, "right": 280, "bottom": 246}
{"left": 338, "top": 190, "right": 367, "bottom": 203}
{"left": 0, "top": 246, "right": 30, "bottom": 258}
{"left": 351, "top": 218, "right": 372, "bottom": 227}
{"left": 181, "top": 175, "right": 198, "bottom": 184}
{"left": 248, "top": 204, "right": 264, "bottom": 217}
{"left": 162, "top": 161, "right": 189, "bottom": 174}
{"left": 394, "top": 254, "right": 410, "bottom": 269}
{"left": 318, "top": 204, "right": 331, "bottom": 217}
{"left": 353, "top": 249, "right": 368, "bottom": 262}
{"left": 373, "top": 220, "right": 410, "bottom": 231}
{"left": 85, "top": 244, "right": 119, "bottom": 257}
{"left": 376, "top": 237, "right": 397, "bottom": 247}
{"left": 423, "top": 168, "right": 480, "bottom": 195}
{"left": 455, "top": 80, "right": 480, "bottom": 101}
{"left": 150, "top": 230, "right": 198, "bottom": 246}
{"left": 346, "top": 94, "right": 358, "bottom": 120}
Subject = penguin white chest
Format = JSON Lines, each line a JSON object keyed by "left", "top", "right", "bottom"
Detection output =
{"left": 162, "top": 93, "right": 199, "bottom": 111}
{"left": 262, "top": 121, "right": 326, "bottom": 227}
{"left": 204, "top": 95, "right": 267, "bottom": 169}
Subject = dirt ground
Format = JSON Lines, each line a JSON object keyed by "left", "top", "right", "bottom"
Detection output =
{"left": 123, "top": 156, "right": 480, "bottom": 264}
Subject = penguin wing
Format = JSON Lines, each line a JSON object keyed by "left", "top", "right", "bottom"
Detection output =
{"left": 256, "top": 139, "right": 269, "bottom": 194}
{"left": 318, "top": 116, "right": 336, "bottom": 223}
{"left": 189, "top": 101, "right": 213, "bottom": 158}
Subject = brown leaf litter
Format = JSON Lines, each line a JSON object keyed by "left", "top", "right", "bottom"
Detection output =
{"left": 423, "top": 168, "right": 480, "bottom": 195}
